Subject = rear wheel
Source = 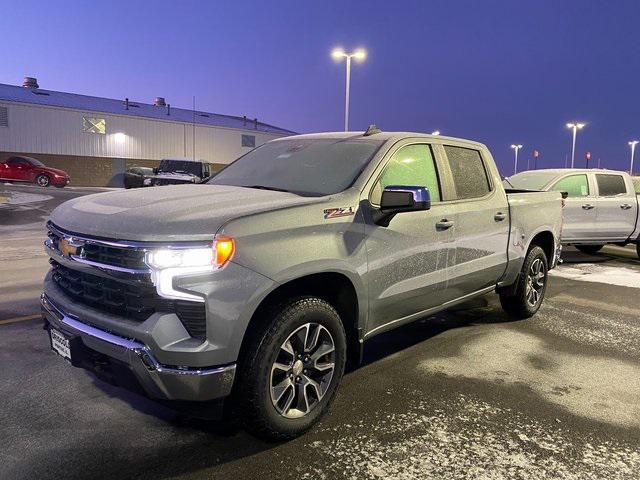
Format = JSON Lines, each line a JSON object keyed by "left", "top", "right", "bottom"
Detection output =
{"left": 35, "top": 174, "right": 50, "bottom": 187}
{"left": 235, "top": 296, "right": 346, "bottom": 441}
{"left": 636, "top": 242, "right": 640, "bottom": 259}
{"left": 575, "top": 244, "right": 604, "bottom": 255}
{"left": 500, "top": 246, "right": 548, "bottom": 319}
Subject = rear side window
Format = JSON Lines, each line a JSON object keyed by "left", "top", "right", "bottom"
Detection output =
{"left": 371, "top": 144, "right": 441, "bottom": 205}
{"left": 596, "top": 174, "right": 626, "bottom": 196}
{"left": 551, "top": 174, "right": 589, "bottom": 197}
{"left": 444, "top": 146, "right": 491, "bottom": 199}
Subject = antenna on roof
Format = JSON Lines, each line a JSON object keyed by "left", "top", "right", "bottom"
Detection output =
{"left": 363, "top": 124, "right": 381, "bottom": 136}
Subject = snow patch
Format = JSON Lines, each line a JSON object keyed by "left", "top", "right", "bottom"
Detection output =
{"left": 3, "top": 191, "right": 52, "bottom": 205}
{"left": 550, "top": 263, "right": 640, "bottom": 289}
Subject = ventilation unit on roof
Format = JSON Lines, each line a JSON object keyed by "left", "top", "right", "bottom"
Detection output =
{"left": 22, "top": 77, "right": 39, "bottom": 88}
{"left": 154, "top": 97, "right": 166, "bottom": 107}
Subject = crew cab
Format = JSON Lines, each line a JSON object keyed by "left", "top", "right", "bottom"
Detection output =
{"left": 41, "top": 130, "right": 562, "bottom": 440}
{"left": 0, "top": 155, "right": 70, "bottom": 187}
{"left": 505, "top": 168, "right": 640, "bottom": 257}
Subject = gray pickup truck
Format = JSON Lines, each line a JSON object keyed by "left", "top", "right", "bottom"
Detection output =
{"left": 42, "top": 130, "right": 562, "bottom": 439}
{"left": 505, "top": 168, "right": 640, "bottom": 257}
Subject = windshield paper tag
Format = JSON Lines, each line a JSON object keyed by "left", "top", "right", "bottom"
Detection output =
{"left": 324, "top": 207, "right": 355, "bottom": 219}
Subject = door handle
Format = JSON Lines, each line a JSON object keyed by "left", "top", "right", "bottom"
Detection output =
{"left": 620, "top": 204, "right": 632, "bottom": 210}
{"left": 581, "top": 204, "right": 594, "bottom": 210}
{"left": 436, "top": 219, "right": 454, "bottom": 230}
{"left": 494, "top": 212, "right": 507, "bottom": 221}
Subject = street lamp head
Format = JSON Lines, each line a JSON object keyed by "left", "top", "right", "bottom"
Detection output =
{"left": 629, "top": 140, "right": 639, "bottom": 146}
{"left": 352, "top": 48, "right": 367, "bottom": 61}
{"left": 431, "top": 130, "right": 440, "bottom": 135}
{"left": 576, "top": 123, "right": 585, "bottom": 129}
{"left": 567, "top": 122, "right": 585, "bottom": 129}
{"left": 511, "top": 144, "right": 522, "bottom": 149}
{"left": 331, "top": 48, "right": 346, "bottom": 61}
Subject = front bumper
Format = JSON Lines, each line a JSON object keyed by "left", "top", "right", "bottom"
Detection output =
{"left": 41, "top": 293, "right": 236, "bottom": 402}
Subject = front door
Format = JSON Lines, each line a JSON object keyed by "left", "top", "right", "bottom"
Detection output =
{"left": 364, "top": 142, "right": 454, "bottom": 336}
{"left": 10, "top": 158, "right": 32, "bottom": 181}
{"left": 549, "top": 173, "right": 596, "bottom": 241}
{"left": 593, "top": 173, "right": 637, "bottom": 241}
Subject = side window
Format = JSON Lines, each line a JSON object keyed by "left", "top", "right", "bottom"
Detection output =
{"left": 596, "top": 174, "right": 627, "bottom": 196}
{"left": 371, "top": 144, "right": 441, "bottom": 205}
{"left": 551, "top": 174, "right": 589, "bottom": 197}
{"left": 444, "top": 146, "right": 491, "bottom": 200}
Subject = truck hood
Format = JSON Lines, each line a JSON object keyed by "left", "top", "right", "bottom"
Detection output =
{"left": 49, "top": 184, "right": 322, "bottom": 241}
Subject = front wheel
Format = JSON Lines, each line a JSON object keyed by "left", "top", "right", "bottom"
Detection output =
{"left": 35, "top": 174, "right": 50, "bottom": 187}
{"left": 500, "top": 246, "right": 549, "bottom": 319}
{"left": 235, "top": 297, "right": 347, "bottom": 441}
{"left": 576, "top": 244, "right": 604, "bottom": 255}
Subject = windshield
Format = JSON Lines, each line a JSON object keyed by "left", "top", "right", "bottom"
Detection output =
{"left": 158, "top": 160, "right": 202, "bottom": 176}
{"left": 208, "top": 138, "right": 384, "bottom": 196}
{"left": 503, "top": 171, "right": 559, "bottom": 191}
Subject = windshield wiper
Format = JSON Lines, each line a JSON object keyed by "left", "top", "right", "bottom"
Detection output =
{"left": 241, "top": 185, "right": 292, "bottom": 193}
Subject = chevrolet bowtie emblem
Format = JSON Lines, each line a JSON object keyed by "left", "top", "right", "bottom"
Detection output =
{"left": 60, "top": 237, "right": 79, "bottom": 257}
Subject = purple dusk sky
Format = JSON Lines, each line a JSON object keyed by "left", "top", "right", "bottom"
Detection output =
{"left": 1, "top": 0, "right": 639, "bottom": 175}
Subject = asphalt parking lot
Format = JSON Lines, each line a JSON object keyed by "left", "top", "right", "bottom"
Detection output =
{"left": 1, "top": 183, "right": 639, "bottom": 480}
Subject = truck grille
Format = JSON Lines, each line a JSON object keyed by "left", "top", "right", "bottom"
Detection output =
{"left": 50, "top": 261, "right": 206, "bottom": 340}
{"left": 47, "top": 224, "right": 147, "bottom": 270}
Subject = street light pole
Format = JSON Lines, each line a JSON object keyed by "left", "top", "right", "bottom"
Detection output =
{"left": 566, "top": 122, "right": 585, "bottom": 168}
{"left": 629, "top": 140, "right": 639, "bottom": 175}
{"left": 510, "top": 144, "right": 523, "bottom": 174}
{"left": 332, "top": 48, "right": 367, "bottom": 132}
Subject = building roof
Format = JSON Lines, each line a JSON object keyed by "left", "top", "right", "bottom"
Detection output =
{"left": 0, "top": 82, "right": 295, "bottom": 135}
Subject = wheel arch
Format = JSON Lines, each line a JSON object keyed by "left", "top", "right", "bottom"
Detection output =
{"left": 238, "top": 271, "right": 363, "bottom": 367}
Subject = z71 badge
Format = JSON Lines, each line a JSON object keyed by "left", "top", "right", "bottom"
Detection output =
{"left": 323, "top": 206, "right": 355, "bottom": 219}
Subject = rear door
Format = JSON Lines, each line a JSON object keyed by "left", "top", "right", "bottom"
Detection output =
{"left": 593, "top": 173, "right": 637, "bottom": 240}
{"left": 439, "top": 144, "right": 510, "bottom": 297}
{"left": 548, "top": 173, "right": 595, "bottom": 241}
{"left": 364, "top": 141, "right": 455, "bottom": 335}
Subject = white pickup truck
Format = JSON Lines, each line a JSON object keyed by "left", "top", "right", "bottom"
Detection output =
{"left": 505, "top": 168, "right": 640, "bottom": 257}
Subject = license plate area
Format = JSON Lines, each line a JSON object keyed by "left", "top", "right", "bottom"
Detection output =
{"left": 50, "top": 327, "right": 72, "bottom": 361}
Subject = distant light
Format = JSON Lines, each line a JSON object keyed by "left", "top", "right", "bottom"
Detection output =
{"left": 510, "top": 144, "right": 522, "bottom": 149}
{"left": 331, "top": 48, "right": 346, "bottom": 60}
{"left": 567, "top": 122, "right": 585, "bottom": 130}
{"left": 629, "top": 140, "right": 639, "bottom": 146}
{"left": 431, "top": 130, "right": 440, "bottom": 135}
{"left": 114, "top": 132, "right": 126, "bottom": 144}
{"left": 353, "top": 48, "right": 367, "bottom": 61}
{"left": 331, "top": 47, "right": 366, "bottom": 62}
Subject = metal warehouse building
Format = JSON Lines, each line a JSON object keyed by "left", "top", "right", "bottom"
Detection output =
{"left": 0, "top": 77, "right": 295, "bottom": 186}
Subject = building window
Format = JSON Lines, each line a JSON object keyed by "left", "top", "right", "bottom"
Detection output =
{"left": 0, "top": 106, "right": 8, "bottom": 127}
{"left": 83, "top": 116, "right": 106, "bottom": 134}
{"left": 241, "top": 134, "right": 256, "bottom": 148}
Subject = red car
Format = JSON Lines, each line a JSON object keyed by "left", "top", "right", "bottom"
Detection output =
{"left": 0, "top": 156, "right": 70, "bottom": 187}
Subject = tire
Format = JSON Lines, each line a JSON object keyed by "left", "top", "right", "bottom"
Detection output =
{"left": 500, "top": 246, "right": 549, "bottom": 319}
{"left": 235, "top": 296, "right": 347, "bottom": 441}
{"left": 636, "top": 242, "right": 640, "bottom": 259}
{"left": 54, "top": 184, "right": 65, "bottom": 189}
{"left": 35, "top": 174, "right": 50, "bottom": 187}
{"left": 575, "top": 244, "right": 604, "bottom": 255}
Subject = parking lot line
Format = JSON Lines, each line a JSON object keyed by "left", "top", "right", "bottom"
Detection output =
{"left": 0, "top": 314, "right": 41, "bottom": 325}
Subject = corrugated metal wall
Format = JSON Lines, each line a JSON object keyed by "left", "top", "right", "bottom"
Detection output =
{"left": 0, "top": 101, "right": 284, "bottom": 164}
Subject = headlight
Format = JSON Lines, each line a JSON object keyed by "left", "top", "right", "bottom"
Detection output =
{"left": 146, "top": 247, "right": 214, "bottom": 269}
{"left": 145, "top": 238, "right": 235, "bottom": 302}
